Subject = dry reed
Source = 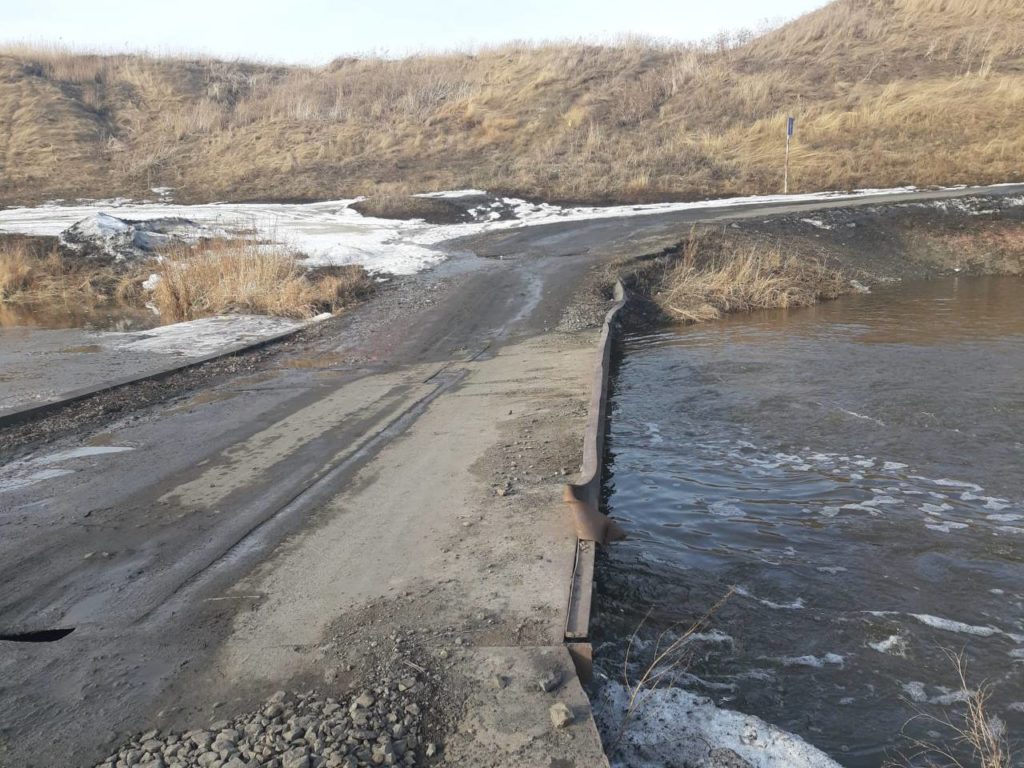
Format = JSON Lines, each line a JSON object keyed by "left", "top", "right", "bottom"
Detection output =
{"left": 151, "top": 241, "right": 372, "bottom": 322}
{"left": 656, "top": 231, "right": 849, "bottom": 322}
{"left": 888, "top": 651, "right": 1013, "bottom": 768}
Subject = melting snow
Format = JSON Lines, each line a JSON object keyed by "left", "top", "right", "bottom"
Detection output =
{"left": 595, "top": 682, "right": 842, "bottom": 768}
{"left": 0, "top": 185, "right": 951, "bottom": 276}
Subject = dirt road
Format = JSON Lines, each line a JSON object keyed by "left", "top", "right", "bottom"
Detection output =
{"left": 2, "top": 184, "right": 1022, "bottom": 767}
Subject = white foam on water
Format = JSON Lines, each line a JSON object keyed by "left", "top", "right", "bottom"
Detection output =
{"left": 901, "top": 681, "right": 972, "bottom": 705}
{"left": 925, "top": 521, "right": 970, "bottom": 533}
{"left": 817, "top": 566, "right": 847, "bottom": 574}
{"left": 644, "top": 422, "right": 664, "bottom": 445}
{"left": 595, "top": 682, "right": 842, "bottom": 768}
{"left": 909, "top": 614, "right": 1011, "bottom": 639}
{"left": 709, "top": 500, "right": 746, "bottom": 518}
{"left": 776, "top": 653, "right": 844, "bottom": 668}
{"left": 868, "top": 634, "right": 907, "bottom": 656}
{"left": 736, "top": 586, "right": 805, "bottom": 610}
{"left": 863, "top": 495, "right": 901, "bottom": 507}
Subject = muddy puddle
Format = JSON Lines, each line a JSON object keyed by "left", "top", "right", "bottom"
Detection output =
{"left": 593, "top": 276, "right": 1024, "bottom": 766}
{"left": 0, "top": 301, "right": 159, "bottom": 331}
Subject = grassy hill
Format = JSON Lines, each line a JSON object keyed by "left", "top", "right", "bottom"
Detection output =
{"left": 1, "top": 0, "right": 1023, "bottom": 206}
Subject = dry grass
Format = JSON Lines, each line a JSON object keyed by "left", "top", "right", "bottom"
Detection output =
{"left": 2, "top": 0, "right": 1023, "bottom": 204}
{"left": 611, "top": 589, "right": 736, "bottom": 756}
{"left": 151, "top": 241, "right": 372, "bottom": 322}
{"left": 656, "top": 231, "right": 849, "bottom": 322}
{"left": 0, "top": 235, "right": 133, "bottom": 304}
{"left": 888, "top": 652, "right": 1013, "bottom": 768}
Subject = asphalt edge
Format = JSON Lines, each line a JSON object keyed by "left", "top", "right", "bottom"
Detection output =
{"left": 564, "top": 280, "right": 627, "bottom": 652}
{"left": 0, "top": 323, "right": 308, "bottom": 430}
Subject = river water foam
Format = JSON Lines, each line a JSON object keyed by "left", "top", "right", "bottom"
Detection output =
{"left": 593, "top": 276, "right": 1024, "bottom": 767}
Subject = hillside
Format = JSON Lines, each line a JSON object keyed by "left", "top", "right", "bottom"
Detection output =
{"left": 1, "top": 0, "right": 1023, "bottom": 206}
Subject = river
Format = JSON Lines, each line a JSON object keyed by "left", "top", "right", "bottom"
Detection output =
{"left": 593, "top": 276, "right": 1024, "bottom": 767}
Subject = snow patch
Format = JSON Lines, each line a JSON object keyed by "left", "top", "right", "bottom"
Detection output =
{"left": 595, "top": 682, "right": 842, "bottom": 768}
{"left": 112, "top": 315, "right": 303, "bottom": 357}
{"left": 0, "top": 184, "right": 958, "bottom": 276}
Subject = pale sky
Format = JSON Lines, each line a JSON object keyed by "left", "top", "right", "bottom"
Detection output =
{"left": 0, "top": 0, "right": 830, "bottom": 64}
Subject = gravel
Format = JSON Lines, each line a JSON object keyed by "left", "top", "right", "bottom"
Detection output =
{"left": 96, "top": 680, "right": 432, "bottom": 768}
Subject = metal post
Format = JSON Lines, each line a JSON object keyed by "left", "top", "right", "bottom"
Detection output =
{"left": 785, "top": 116, "right": 794, "bottom": 195}
{"left": 784, "top": 133, "right": 791, "bottom": 195}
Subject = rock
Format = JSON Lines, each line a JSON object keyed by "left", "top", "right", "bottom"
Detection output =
{"left": 549, "top": 702, "right": 573, "bottom": 728}
{"left": 424, "top": 742, "right": 438, "bottom": 758}
{"left": 281, "top": 746, "right": 312, "bottom": 768}
{"left": 538, "top": 669, "right": 562, "bottom": 692}
{"left": 352, "top": 692, "right": 375, "bottom": 709}
{"left": 397, "top": 677, "right": 417, "bottom": 691}
{"left": 697, "top": 748, "right": 755, "bottom": 768}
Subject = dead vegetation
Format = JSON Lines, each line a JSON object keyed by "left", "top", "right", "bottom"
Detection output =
{"left": 0, "top": 234, "right": 137, "bottom": 305}
{"left": 1, "top": 0, "right": 1023, "bottom": 205}
{"left": 0, "top": 234, "right": 373, "bottom": 324}
{"left": 888, "top": 652, "right": 1014, "bottom": 768}
{"left": 653, "top": 230, "right": 849, "bottom": 323}
{"left": 610, "top": 589, "right": 736, "bottom": 756}
{"left": 150, "top": 241, "right": 372, "bottom": 322}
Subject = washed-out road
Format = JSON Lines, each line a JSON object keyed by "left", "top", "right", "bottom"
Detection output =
{"left": 1, "top": 184, "right": 1021, "bottom": 767}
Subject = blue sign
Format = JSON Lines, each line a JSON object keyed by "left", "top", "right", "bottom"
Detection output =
{"left": 787, "top": 116, "right": 795, "bottom": 137}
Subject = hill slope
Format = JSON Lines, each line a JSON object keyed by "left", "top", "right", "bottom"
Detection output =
{"left": 1, "top": 0, "right": 1023, "bottom": 206}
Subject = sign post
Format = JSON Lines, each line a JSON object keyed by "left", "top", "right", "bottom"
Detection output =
{"left": 784, "top": 116, "right": 795, "bottom": 194}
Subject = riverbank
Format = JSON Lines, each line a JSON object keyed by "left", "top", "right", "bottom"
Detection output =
{"left": 613, "top": 191, "right": 1024, "bottom": 331}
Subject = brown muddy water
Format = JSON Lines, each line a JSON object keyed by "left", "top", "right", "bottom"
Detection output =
{"left": 0, "top": 302, "right": 159, "bottom": 331}
{"left": 593, "top": 276, "right": 1024, "bottom": 766}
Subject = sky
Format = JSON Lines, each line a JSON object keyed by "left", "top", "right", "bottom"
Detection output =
{"left": 0, "top": 0, "right": 831, "bottom": 64}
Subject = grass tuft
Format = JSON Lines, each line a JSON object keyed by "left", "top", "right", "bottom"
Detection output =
{"left": 656, "top": 230, "right": 849, "bottom": 323}
{"left": 151, "top": 241, "right": 372, "bottom": 323}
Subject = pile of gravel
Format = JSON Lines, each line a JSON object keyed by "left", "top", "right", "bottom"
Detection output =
{"left": 96, "top": 679, "right": 436, "bottom": 768}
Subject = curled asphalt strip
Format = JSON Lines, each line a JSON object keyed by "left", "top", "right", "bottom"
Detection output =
{"left": 0, "top": 324, "right": 307, "bottom": 430}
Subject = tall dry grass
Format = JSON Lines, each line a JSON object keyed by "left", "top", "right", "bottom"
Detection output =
{"left": 2, "top": 0, "right": 1024, "bottom": 204}
{"left": 888, "top": 652, "right": 1013, "bottom": 768}
{"left": 656, "top": 231, "right": 849, "bottom": 322}
{"left": 151, "top": 241, "right": 372, "bottom": 322}
{"left": 0, "top": 236, "right": 135, "bottom": 304}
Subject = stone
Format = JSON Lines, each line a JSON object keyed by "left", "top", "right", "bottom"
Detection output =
{"left": 281, "top": 747, "right": 312, "bottom": 768}
{"left": 549, "top": 702, "right": 573, "bottom": 728}
{"left": 538, "top": 669, "right": 562, "bottom": 693}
